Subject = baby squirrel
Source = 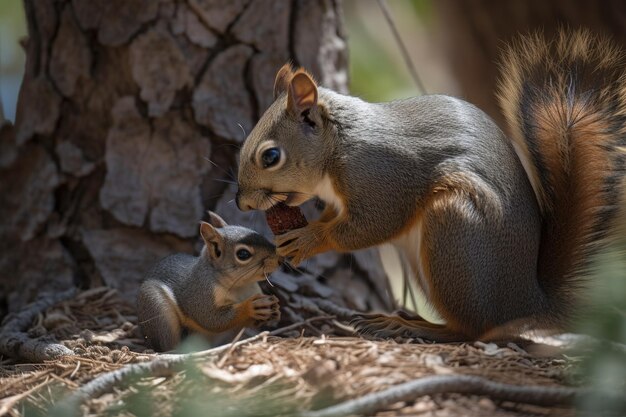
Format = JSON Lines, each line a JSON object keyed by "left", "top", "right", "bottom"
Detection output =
{"left": 137, "top": 212, "right": 280, "bottom": 351}
{"left": 236, "top": 30, "right": 626, "bottom": 342}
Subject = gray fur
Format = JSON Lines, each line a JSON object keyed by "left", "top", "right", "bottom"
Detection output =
{"left": 137, "top": 223, "right": 279, "bottom": 351}
{"left": 238, "top": 85, "right": 546, "bottom": 338}
{"left": 324, "top": 91, "right": 545, "bottom": 333}
{"left": 137, "top": 277, "right": 182, "bottom": 352}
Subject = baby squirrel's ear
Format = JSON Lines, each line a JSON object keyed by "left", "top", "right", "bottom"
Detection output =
{"left": 207, "top": 211, "right": 228, "bottom": 228}
{"left": 199, "top": 221, "right": 219, "bottom": 244}
{"left": 274, "top": 63, "right": 295, "bottom": 99}
{"left": 288, "top": 70, "right": 318, "bottom": 116}
{"left": 200, "top": 221, "right": 224, "bottom": 260}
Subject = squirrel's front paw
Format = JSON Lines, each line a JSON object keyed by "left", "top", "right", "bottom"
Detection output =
{"left": 276, "top": 223, "right": 328, "bottom": 267}
{"left": 246, "top": 294, "right": 280, "bottom": 327}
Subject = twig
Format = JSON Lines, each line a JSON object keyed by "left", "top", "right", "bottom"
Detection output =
{"left": 298, "top": 374, "right": 616, "bottom": 417}
{"left": 52, "top": 355, "right": 178, "bottom": 416}
{"left": 305, "top": 297, "right": 359, "bottom": 321}
{"left": 376, "top": 0, "right": 427, "bottom": 95}
{"left": 159, "top": 330, "right": 269, "bottom": 361}
{"left": 0, "top": 377, "right": 51, "bottom": 415}
{"left": 269, "top": 316, "right": 334, "bottom": 336}
{"left": 217, "top": 328, "right": 246, "bottom": 367}
{"left": 54, "top": 331, "right": 270, "bottom": 416}
{"left": 0, "top": 288, "right": 76, "bottom": 362}
{"left": 531, "top": 333, "right": 626, "bottom": 355}
{"left": 0, "top": 96, "right": 6, "bottom": 125}
{"left": 63, "top": 315, "right": 338, "bottom": 408}
{"left": 399, "top": 250, "right": 419, "bottom": 313}
{"left": 52, "top": 315, "right": 345, "bottom": 414}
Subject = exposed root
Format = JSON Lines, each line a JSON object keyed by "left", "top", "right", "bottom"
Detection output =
{"left": 0, "top": 288, "right": 76, "bottom": 362}
{"left": 53, "top": 331, "right": 271, "bottom": 416}
{"left": 298, "top": 374, "right": 613, "bottom": 417}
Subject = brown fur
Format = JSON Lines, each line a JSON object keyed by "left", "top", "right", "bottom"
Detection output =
{"left": 273, "top": 63, "right": 295, "bottom": 99}
{"left": 536, "top": 106, "right": 612, "bottom": 289}
{"left": 273, "top": 63, "right": 318, "bottom": 102}
{"left": 289, "top": 74, "right": 317, "bottom": 110}
{"left": 180, "top": 296, "right": 270, "bottom": 335}
{"left": 430, "top": 171, "right": 503, "bottom": 219}
{"left": 497, "top": 29, "right": 626, "bottom": 319}
{"left": 390, "top": 171, "right": 500, "bottom": 242}
{"left": 179, "top": 312, "right": 216, "bottom": 336}
{"left": 231, "top": 298, "right": 261, "bottom": 329}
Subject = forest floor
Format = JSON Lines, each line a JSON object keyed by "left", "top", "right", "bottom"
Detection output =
{"left": 0, "top": 287, "right": 601, "bottom": 417}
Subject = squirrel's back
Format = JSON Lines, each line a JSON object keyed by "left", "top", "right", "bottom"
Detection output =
{"left": 497, "top": 29, "right": 626, "bottom": 323}
{"left": 144, "top": 253, "right": 197, "bottom": 289}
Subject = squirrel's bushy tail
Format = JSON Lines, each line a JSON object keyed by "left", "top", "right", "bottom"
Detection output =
{"left": 497, "top": 29, "right": 626, "bottom": 322}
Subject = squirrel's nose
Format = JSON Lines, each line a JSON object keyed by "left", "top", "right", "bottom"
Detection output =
{"left": 235, "top": 190, "right": 253, "bottom": 211}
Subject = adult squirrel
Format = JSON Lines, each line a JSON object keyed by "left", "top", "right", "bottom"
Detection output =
{"left": 137, "top": 212, "right": 281, "bottom": 351}
{"left": 236, "top": 30, "right": 626, "bottom": 342}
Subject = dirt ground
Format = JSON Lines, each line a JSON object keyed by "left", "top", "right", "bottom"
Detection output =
{"left": 0, "top": 287, "right": 593, "bottom": 417}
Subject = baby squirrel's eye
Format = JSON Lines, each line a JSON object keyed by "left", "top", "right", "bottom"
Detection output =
{"left": 236, "top": 248, "right": 252, "bottom": 261}
{"left": 261, "top": 148, "right": 281, "bottom": 168}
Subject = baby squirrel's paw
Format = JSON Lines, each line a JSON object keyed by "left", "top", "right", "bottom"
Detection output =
{"left": 246, "top": 294, "right": 280, "bottom": 327}
{"left": 265, "top": 301, "right": 281, "bottom": 326}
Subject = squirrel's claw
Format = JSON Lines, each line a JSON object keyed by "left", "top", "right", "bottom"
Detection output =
{"left": 268, "top": 304, "right": 281, "bottom": 324}
{"left": 350, "top": 314, "right": 410, "bottom": 339}
{"left": 275, "top": 230, "right": 308, "bottom": 266}
{"left": 248, "top": 294, "right": 280, "bottom": 326}
{"left": 350, "top": 313, "right": 467, "bottom": 342}
{"left": 275, "top": 223, "right": 325, "bottom": 267}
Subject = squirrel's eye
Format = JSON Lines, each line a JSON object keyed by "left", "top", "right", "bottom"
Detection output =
{"left": 236, "top": 249, "right": 252, "bottom": 261}
{"left": 261, "top": 148, "right": 281, "bottom": 168}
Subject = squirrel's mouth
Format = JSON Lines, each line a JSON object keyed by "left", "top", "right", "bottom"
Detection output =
{"left": 226, "top": 259, "right": 278, "bottom": 288}
{"left": 255, "top": 258, "right": 281, "bottom": 282}
{"left": 242, "top": 190, "right": 312, "bottom": 211}
{"left": 266, "top": 191, "right": 310, "bottom": 209}
{"left": 283, "top": 193, "right": 296, "bottom": 206}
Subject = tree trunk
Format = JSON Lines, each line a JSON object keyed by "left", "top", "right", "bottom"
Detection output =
{"left": 435, "top": 0, "right": 626, "bottom": 129}
{"left": 0, "top": 0, "right": 392, "bottom": 319}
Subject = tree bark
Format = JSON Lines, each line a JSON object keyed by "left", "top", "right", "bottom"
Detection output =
{"left": 0, "top": 0, "right": 392, "bottom": 319}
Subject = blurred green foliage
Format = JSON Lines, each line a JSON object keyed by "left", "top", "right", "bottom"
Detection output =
{"left": 576, "top": 237, "right": 626, "bottom": 415}
{"left": 408, "top": 0, "right": 434, "bottom": 24}
{"left": 0, "top": 0, "right": 26, "bottom": 121}
{"left": 0, "top": 0, "right": 26, "bottom": 71}
{"left": 579, "top": 243, "right": 626, "bottom": 343}
{"left": 347, "top": 21, "right": 411, "bottom": 102}
{"left": 345, "top": 0, "right": 433, "bottom": 102}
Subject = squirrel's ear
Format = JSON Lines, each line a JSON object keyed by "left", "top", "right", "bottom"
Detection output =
{"left": 200, "top": 221, "right": 223, "bottom": 260}
{"left": 199, "top": 221, "right": 219, "bottom": 243}
{"left": 207, "top": 211, "right": 228, "bottom": 228}
{"left": 274, "top": 63, "right": 295, "bottom": 99}
{"left": 288, "top": 70, "right": 318, "bottom": 115}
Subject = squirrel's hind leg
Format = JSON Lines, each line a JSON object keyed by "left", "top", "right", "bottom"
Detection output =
{"left": 137, "top": 281, "right": 183, "bottom": 352}
{"left": 413, "top": 184, "right": 541, "bottom": 342}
